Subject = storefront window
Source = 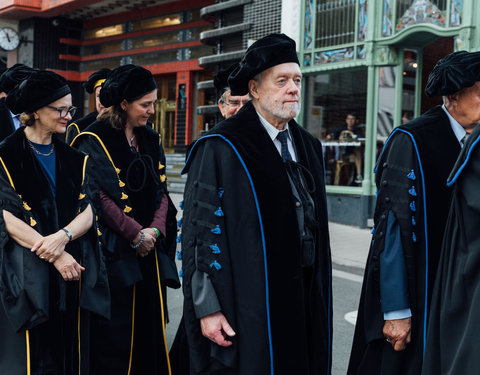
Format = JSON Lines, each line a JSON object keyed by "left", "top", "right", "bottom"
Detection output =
{"left": 304, "top": 69, "right": 368, "bottom": 186}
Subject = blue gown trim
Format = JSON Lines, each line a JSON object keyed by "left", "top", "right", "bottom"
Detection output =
{"left": 447, "top": 133, "right": 480, "bottom": 186}
{"left": 374, "top": 127, "right": 429, "bottom": 357}
{"left": 183, "top": 134, "right": 275, "bottom": 374}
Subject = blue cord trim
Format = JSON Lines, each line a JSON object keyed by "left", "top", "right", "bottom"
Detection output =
{"left": 177, "top": 217, "right": 183, "bottom": 227}
{"left": 183, "top": 134, "right": 275, "bottom": 374}
{"left": 214, "top": 207, "right": 224, "bottom": 217}
{"left": 412, "top": 232, "right": 417, "bottom": 242}
{"left": 408, "top": 186, "right": 417, "bottom": 197}
{"left": 410, "top": 201, "right": 416, "bottom": 212}
{"left": 210, "top": 260, "right": 222, "bottom": 270}
{"left": 407, "top": 169, "right": 416, "bottom": 180}
{"left": 447, "top": 133, "right": 480, "bottom": 186}
{"left": 371, "top": 226, "right": 375, "bottom": 235}
{"left": 176, "top": 233, "right": 181, "bottom": 243}
{"left": 218, "top": 187, "right": 225, "bottom": 198}
{"left": 179, "top": 268, "right": 183, "bottom": 278}
{"left": 211, "top": 225, "right": 221, "bottom": 235}
{"left": 412, "top": 216, "right": 416, "bottom": 226}
{"left": 209, "top": 244, "right": 221, "bottom": 254}
{"left": 176, "top": 250, "right": 182, "bottom": 260}
{"left": 179, "top": 200, "right": 184, "bottom": 210}
{"left": 382, "top": 128, "right": 429, "bottom": 357}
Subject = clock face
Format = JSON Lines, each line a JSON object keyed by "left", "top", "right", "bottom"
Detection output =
{"left": 0, "top": 27, "right": 19, "bottom": 51}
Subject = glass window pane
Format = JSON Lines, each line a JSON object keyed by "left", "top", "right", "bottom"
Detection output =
{"left": 358, "top": 0, "right": 368, "bottom": 41}
{"left": 131, "top": 13, "right": 181, "bottom": 32}
{"left": 377, "top": 66, "right": 396, "bottom": 140}
{"left": 132, "top": 32, "right": 180, "bottom": 49}
{"left": 401, "top": 50, "right": 417, "bottom": 124}
{"left": 85, "top": 24, "right": 123, "bottom": 40}
{"left": 304, "top": 69, "right": 368, "bottom": 186}
{"left": 84, "top": 41, "right": 123, "bottom": 55}
{"left": 305, "top": 0, "right": 314, "bottom": 49}
{"left": 396, "top": 0, "right": 447, "bottom": 32}
{"left": 316, "top": 0, "right": 356, "bottom": 48}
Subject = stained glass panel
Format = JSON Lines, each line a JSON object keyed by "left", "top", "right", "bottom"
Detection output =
{"left": 382, "top": 0, "right": 394, "bottom": 36}
{"left": 450, "top": 0, "right": 463, "bottom": 27}
{"left": 314, "top": 47, "right": 355, "bottom": 65}
{"left": 358, "top": 0, "right": 368, "bottom": 41}
{"left": 305, "top": 0, "right": 314, "bottom": 49}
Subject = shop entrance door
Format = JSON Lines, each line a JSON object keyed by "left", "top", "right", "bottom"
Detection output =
{"left": 154, "top": 98, "right": 176, "bottom": 153}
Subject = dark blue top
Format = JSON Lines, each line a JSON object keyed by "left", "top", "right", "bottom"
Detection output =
{"left": 30, "top": 141, "right": 56, "bottom": 196}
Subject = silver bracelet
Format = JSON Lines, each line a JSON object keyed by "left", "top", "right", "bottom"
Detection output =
{"left": 130, "top": 231, "right": 145, "bottom": 249}
{"left": 61, "top": 228, "right": 73, "bottom": 241}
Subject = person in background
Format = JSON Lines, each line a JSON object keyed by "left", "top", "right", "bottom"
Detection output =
{"left": 348, "top": 50, "right": 480, "bottom": 375}
{"left": 401, "top": 111, "right": 413, "bottom": 124}
{"left": 72, "top": 64, "right": 179, "bottom": 375}
{"left": 65, "top": 68, "right": 111, "bottom": 144}
{"left": 0, "top": 69, "right": 109, "bottom": 375}
{"left": 214, "top": 63, "right": 250, "bottom": 119}
{"left": 0, "top": 64, "right": 35, "bottom": 142}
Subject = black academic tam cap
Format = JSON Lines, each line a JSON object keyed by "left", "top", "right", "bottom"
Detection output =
{"left": 100, "top": 64, "right": 156, "bottom": 107}
{"left": 83, "top": 68, "right": 111, "bottom": 94}
{"left": 0, "top": 64, "right": 36, "bottom": 95}
{"left": 6, "top": 70, "right": 70, "bottom": 115}
{"left": 425, "top": 50, "right": 480, "bottom": 97}
{"left": 214, "top": 63, "right": 238, "bottom": 102}
{"left": 228, "top": 33, "right": 299, "bottom": 96}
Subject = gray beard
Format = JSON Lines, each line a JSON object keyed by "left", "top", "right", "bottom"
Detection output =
{"left": 260, "top": 99, "right": 300, "bottom": 122}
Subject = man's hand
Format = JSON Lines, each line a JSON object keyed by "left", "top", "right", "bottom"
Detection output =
{"left": 383, "top": 317, "right": 411, "bottom": 351}
{"left": 31, "top": 230, "right": 69, "bottom": 263}
{"left": 53, "top": 252, "right": 85, "bottom": 281}
{"left": 200, "top": 311, "right": 236, "bottom": 347}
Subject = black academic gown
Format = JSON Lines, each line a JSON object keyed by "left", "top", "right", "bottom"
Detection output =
{"left": 348, "top": 106, "right": 460, "bottom": 375}
{"left": 65, "top": 111, "right": 98, "bottom": 145}
{"left": 180, "top": 102, "right": 332, "bottom": 375}
{"left": 422, "top": 124, "right": 480, "bottom": 374}
{"left": 72, "top": 120, "right": 179, "bottom": 375}
{"left": 0, "top": 97, "right": 16, "bottom": 142}
{"left": 0, "top": 128, "right": 109, "bottom": 375}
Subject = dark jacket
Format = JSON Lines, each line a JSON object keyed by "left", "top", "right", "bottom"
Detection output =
{"left": 422, "top": 123, "right": 480, "bottom": 374}
{"left": 65, "top": 110, "right": 98, "bottom": 145}
{"left": 181, "top": 102, "right": 332, "bottom": 375}
{"left": 0, "top": 97, "right": 16, "bottom": 142}
{"left": 348, "top": 106, "right": 460, "bottom": 375}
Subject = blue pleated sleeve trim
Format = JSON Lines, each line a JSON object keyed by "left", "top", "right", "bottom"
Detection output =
{"left": 374, "top": 128, "right": 429, "bottom": 357}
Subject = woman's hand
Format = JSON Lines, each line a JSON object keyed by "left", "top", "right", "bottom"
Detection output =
{"left": 134, "top": 231, "right": 156, "bottom": 257}
{"left": 53, "top": 252, "right": 85, "bottom": 281}
{"left": 31, "top": 230, "right": 70, "bottom": 263}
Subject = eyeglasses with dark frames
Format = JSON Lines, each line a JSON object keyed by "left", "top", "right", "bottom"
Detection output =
{"left": 46, "top": 105, "right": 77, "bottom": 118}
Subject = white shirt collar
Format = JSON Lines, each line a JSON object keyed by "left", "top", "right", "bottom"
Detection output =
{"left": 442, "top": 104, "right": 466, "bottom": 145}
{"left": 256, "top": 110, "right": 291, "bottom": 141}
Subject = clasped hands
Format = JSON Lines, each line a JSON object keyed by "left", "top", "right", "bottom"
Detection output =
{"left": 31, "top": 229, "right": 84, "bottom": 281}
{"left": 133, "top": 228, "right": 157, "bottom": 257}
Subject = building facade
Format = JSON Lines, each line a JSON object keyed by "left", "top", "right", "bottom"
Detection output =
{"left": 195, "top": 0, "right": 283, "bottom": 134}
{"left": 300, "top": 0, "right": 479, "bottom": 227}
{"left": 0, "top": 0, "right": 215, "bottom": 153}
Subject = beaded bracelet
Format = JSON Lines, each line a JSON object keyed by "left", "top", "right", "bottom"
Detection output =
{"left": 130, "top": 231, "right": 145, "bottom": 249}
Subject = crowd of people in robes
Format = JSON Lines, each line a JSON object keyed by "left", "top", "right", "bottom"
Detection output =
{"left": 1, "top": 32, "right": 480, "bottom": 375}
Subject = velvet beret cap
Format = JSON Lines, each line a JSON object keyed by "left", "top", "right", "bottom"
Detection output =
{"left": 228, "top": 33, "right": 300, "bottom": 96}
{"left": 214, "top": 63, "right": 238, "bottom": 102}
{"left": 425, "top": 50, "right": 480, "bottom": 97}
{"left": 100, "top": 64, "right": 157, "bottom": 107}
{"left": 6, "top": 70, "right": 71, "bottom": 115}
{"left": 83, "top": 68, "right": 111, "bottom": 94}
{"left": 0, "top": 64, "right": 36, "bottom": 95}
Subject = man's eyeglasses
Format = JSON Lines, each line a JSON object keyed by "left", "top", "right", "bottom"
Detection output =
{"left": 225, "top": 99, "right": 250, "bottom": 108}
{"left": 46, "top": 105, "right": 77, "bottom": 118}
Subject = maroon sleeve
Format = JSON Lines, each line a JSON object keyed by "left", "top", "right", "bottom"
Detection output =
{"left": 149, "top": 193, "right": 168, "bottom": 239}
{"left": 99, "top": 190, "right": 142, "bottom": 242}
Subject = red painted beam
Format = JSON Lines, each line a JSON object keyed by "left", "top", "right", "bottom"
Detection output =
{"left": 60, "top": 20, "right": 210, "bottom": 46}
{"left": 59, "top": 40, "right": 203, "bottom": 62}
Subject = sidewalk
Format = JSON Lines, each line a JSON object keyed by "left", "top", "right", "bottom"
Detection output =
{"left": 169, "top": 193, "right": 371, "bottom": 271}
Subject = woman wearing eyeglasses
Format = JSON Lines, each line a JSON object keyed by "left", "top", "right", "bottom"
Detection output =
{"left": 71, "top": 65, "right": 179, "bottom": 375}
{"left": 0, "top": 70, "right": 109, "bottom": 375}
